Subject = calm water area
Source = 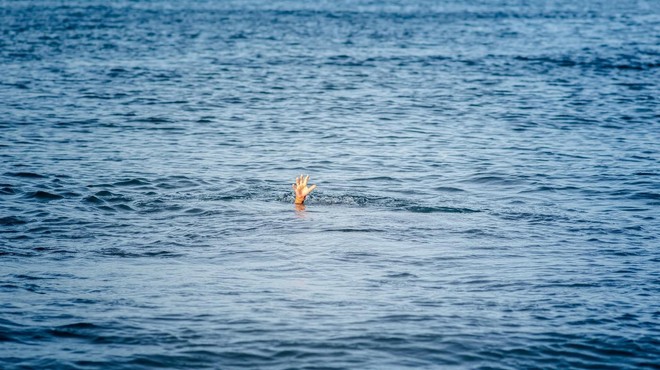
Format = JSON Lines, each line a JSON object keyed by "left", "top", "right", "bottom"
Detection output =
{"left": 1, "top": 0, "right": 659, "bottom": 368}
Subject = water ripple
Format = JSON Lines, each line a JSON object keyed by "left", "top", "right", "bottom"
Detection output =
{"left": 0, "top": 0, "right": 658, "bottom": 369}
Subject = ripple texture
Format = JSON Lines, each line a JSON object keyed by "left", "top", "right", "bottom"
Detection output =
{"left": 1, "top": 0, "right": 659, "bottom": 369}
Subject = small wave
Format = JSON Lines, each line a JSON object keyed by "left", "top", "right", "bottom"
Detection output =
{"left": 0, "top": 216, "right": 27, "bottom": 226}
{"left": 308, "top": 194, "right": 372, "bottom": 206}
{"left": 404, "top": 205, "right": 478, "bottom": 213}
{"left": 184, "top": 208, "right": 205, "bottom": 214}
{"left": 629, "top": 192, "right": 660, "bottom": 200}
{"left": 12, "top": 273, "right": 73, "bottom": 281}
{"left": 94, "top": 190, "right": 115, "bottom": 196}
{"left": 351, "top": 176, "right": 403, "bottom": 182}
{"left": 114, "top": 204, "right": 135, "bottom": 211}
{"left": 60, "top": 322, "right": 98, "bottom": 330}
{"left": 87, "top": 183, "right": 116, "bottom": 189}
{"left": 93, "top": 191, "right": 135, "bottom": 204}
{"left": 48, "top": 323, "right": 99, "bottom": 339}
{"left": 202, "top": 193, "right": 253, "bottom": 202}
{"left": 468, "top": 175, "right": 518, "bottom": 185}
{"left": 385, "top": 272, "right": 418, "bottom": 279}
{"left": 113, "top": 178, "right": 150, "bottom": 186}
{"left": 155, "top": 176, "right": 201, "bottom": 189}
{"left": 25, "top": 190, "right": 63, "bottom": 200}
{"left": 107, "top": 67, "right": 128, "bottom": 77}
{"left": 514, "top": 54, "right": 660, "bottom": 71}
{"left": 83, "top": 195, "right": 104, "bottom": 204}
{"left": 496, "top": 211, "right": 566, "bottom": 223}
{"left": 2, "top": 281, "right": 46, "bottom": 294}
{"left": 97, "top": 247, "right": 183, "bottom": 258}
{"left": 81, "top": 93, "right": 114, "bottom": 100}
{"left": 320, "top": 227, "right": 385, "bottom": 233}
{"left": 0, "top": 185, "right": 16, "bottom": 195}
{"left": 290, "top": 193, "right": 479, "bottom": 213}
{"left": 434, "top": 186, "right": 466, "bottom": 192}
{"left": 4, "top": 172, "right": 46, "bottom": 178}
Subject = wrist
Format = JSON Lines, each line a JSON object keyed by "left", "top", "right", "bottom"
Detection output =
{"left": 294, "top": 195, "right": 306, "bottom": 204}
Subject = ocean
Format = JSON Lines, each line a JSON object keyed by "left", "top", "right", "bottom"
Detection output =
{"left": 1, "top": 0, "right": 659, "bottom": 368}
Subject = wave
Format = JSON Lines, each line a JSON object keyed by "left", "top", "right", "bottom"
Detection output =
{"left": 0, "top": 185, "right": 16, "bottom": 195}
{"left": 282, "top": 193, "right": 480, "bottom": 213}
{"left": 3, "top": 172, "right": 46, "bottom": 179}
{"left": 83, "top": 195, "right": 104, "bottom": 204}
{"left": 74, "top": 184, "right": 480, "bottom": 215}
{"left": 113, "top": 178, "right": 151, "bottom": 187}
{"left": 514, "top": 52, "right": 659, "bottom": 71}
{"left": 629, "top": 192, "right": 660, "bottom": 201}
{"left": 97, "top": 247, "right": 184, "bottom": 258}
{"left": 0, "top": 216, "right": 27, "bottom": 226}
{"left": 24, "top": 190, "right": 63, "bottom": 200}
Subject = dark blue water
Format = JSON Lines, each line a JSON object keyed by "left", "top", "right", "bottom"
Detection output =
{"left": 1, "top": 0, "right": 659, "bottom": 368}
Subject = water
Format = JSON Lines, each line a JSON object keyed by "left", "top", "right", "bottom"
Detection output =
{"left": 1, "top": 0, "right": 659, "bottom": 368}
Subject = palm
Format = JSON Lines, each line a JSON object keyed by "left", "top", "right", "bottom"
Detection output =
{"left": 292, "top": 175, "right": 317, "bottom": 204}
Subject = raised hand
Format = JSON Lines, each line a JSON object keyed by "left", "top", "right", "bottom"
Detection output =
{"left": 292, "top": 174, "right": 317, "bottom": 204}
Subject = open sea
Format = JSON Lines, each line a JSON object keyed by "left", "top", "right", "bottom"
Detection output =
{"left": 1, "top": 0, "right": 659, "bottom": 369}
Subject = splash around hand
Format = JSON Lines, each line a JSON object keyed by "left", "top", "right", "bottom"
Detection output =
{"left": 292, "top": 174, "right": 317, "bottom": 204}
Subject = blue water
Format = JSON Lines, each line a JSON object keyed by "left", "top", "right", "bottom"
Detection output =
{"left": 1, "top": 0, "right": 659, "bottom": 368}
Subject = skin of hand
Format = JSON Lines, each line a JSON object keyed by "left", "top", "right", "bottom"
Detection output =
{"left": 292, "top": 174, "right": 317, "bottom": 204}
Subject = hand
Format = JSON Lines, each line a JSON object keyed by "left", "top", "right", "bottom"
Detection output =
{"left": 292, "top": 174, "right": 317, "bottom": 204}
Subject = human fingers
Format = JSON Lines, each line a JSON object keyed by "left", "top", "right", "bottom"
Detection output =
{"left": 304, "top": 175, "right": 310, "bottom": 186}
{"left": 292, "top": 183, "right": 297, "bottom": 190}
{"left": 308, "top": 184, "right": 317, "bottom": 193}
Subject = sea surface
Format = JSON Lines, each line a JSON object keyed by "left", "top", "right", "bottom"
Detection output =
{"left": 1, "top": 0, "right": 659, "bottom": 369}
